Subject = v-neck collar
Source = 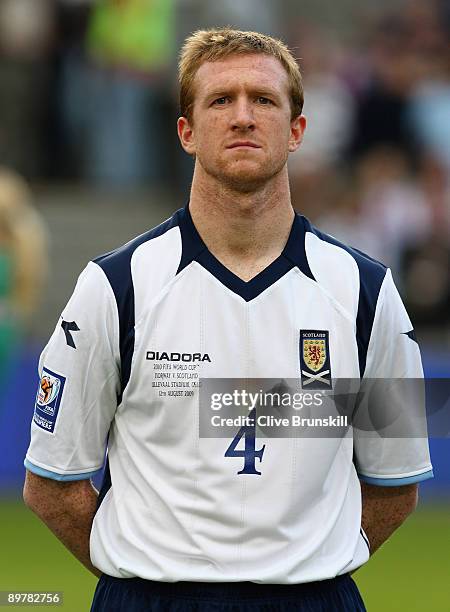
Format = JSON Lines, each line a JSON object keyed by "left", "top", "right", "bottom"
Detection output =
{"left": 176, "top": 204, "right": 314, "bottom": 301}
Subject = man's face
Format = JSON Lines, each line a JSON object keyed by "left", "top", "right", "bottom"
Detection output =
{"left": 178, "top": 53, "right": 305, "bottom": 192}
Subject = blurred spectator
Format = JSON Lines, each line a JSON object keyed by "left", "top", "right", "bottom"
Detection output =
{"left": 317, "top": 147, "right": 432, "bottom": 275}
{"left": 49, "top": 0, "right": 94, "bottom": 179}
{"left": 347, "top": 12, "right": 418, "bottom": 161}
{"left": 0, "top": 0, "right": 55, "bottom": 178}
{"left": 289, "top": 25, "right": 354, "bottom": 183}
{"left": 290, "top": 166, "right": 344, "bottom": 223}
{"left": 401, "top": 153, "right": 450, "bottom": 329}
{"left": 407, "top": 58, "right": 450, "bottom": 173}
{"left": 81, "top": 0, "right": 176, "bottom": 187}
{"left": 348, "top": 1, "right": 450, "bottom": 163}
{"left": 400, "top": 0, "right": 450, "bottom": 173}
{"left": 0, "top": 168, "right": 49, "bottom": 384}
{"left": 402, "top": 236, "right": 450, "bottom": 330}
{"left": 288, "top": 24, "right": 352, "bottom": 221}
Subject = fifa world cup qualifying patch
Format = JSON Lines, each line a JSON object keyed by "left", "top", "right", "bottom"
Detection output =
{"left": 33, "top": 368, "right": 66, "bottom": 433}
{"left": 299, "top": 330, "right": 332, "bottom": 389}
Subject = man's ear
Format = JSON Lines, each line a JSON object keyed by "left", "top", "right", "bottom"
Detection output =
{"left": 177, "top": 116, "right": 196, "bottom": 155}
{"left": 288, "top": 115, "right": 307, "bottom": 153}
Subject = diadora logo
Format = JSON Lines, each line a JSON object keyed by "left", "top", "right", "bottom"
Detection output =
{"left": 146, "top": 351, "right": 211, "bottom": 362}
{"left": 61, "top": 319, "right": 79, "bottom": 349}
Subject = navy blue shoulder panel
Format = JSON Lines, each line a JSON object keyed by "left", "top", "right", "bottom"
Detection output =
{"left": 303, "top": 217, "right": 387, "bottom": 377}
{"left": 93, "top": 212, "right": 181, "bottom": 400}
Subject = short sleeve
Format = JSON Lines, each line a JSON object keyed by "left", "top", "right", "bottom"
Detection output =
{"left": 25, "top": 262, "right": 120, "bottom": 481}
{"left": 354, "top": 269, "right": 434, "bottom": 486}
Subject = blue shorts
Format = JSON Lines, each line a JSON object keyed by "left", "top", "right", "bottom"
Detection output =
{"left": 90, "top": 574, "right": 366, "bottom": 612}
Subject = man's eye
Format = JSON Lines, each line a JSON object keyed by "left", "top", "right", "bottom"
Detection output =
{"left": 257, "top": 97, "right": 272, "bottom": 104}
{"left": 213, "top": 97, "right": 229, "bottom": 105}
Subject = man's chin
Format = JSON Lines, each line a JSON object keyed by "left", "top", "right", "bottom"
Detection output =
{"left": 216, "top": 166, "right": 280, "bottom": 193}
{"left": 198, "top": 156, "right": 286, "bottom": 193}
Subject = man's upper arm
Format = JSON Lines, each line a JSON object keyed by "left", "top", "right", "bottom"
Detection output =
{"left": 354, "top": 269, "right": 433, "bottom": 487}
{"left": 24, "top": 262, "right": 120, "bottom": 483}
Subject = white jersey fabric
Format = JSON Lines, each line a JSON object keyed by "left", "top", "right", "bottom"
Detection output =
{"left": 25, "top": 206, "right": 433, "bottom": 583}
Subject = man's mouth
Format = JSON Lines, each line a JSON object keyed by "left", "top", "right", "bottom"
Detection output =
{"left": 227, "top": 141, "right": 261, "bottom": 149}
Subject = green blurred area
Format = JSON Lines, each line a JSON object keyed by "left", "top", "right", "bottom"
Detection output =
{"left": 354, "top": 503, "right": 450, "bottom": 611}
{"left": 0, "top": 499, "right": 97, "bottom": 611}
{"left": 0, "top": 499, "right": 448, "bottom": 611}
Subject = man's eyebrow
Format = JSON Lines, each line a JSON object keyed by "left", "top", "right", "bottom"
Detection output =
{"left": 204, "top": 90, "right": 231, "bottom": 100}
{"left": 203, "top": 87, "right": 282, "bottom": 101}
{"left": 252, "top": 89, "right": 282, "bottom": 99}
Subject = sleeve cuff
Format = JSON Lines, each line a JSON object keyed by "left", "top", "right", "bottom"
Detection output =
{"left": 358, "top": 469, "right": 434, "bottom": 486}
{"left": 24, "top": 458, "right": 102, "bottom": 482}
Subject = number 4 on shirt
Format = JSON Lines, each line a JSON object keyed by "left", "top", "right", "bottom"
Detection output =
{"left": 224, "top": 408, "right": 266, "bottom": 475}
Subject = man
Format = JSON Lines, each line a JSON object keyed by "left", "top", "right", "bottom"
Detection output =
{"left": 23, "top": 29, "right": 433, "bottom": 611}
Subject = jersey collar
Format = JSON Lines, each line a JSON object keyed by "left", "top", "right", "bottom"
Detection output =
{"left": 177, "top": 204, "right": 314, "bottom": 301}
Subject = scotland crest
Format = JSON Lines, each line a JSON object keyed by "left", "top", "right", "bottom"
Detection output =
{"left": 300, "top": 330, "right": 332, "bottom": 388}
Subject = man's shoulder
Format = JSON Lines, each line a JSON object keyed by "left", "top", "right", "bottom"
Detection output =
{"left": 302, "top": 216, "right": 387, "bottom": 283}
{"left": 89, "top": 208, "right": 183, "bottom": 304}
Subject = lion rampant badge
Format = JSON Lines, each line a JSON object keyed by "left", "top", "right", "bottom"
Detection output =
{"left": 303, "top": 338, "right": 326, "bottom": 372}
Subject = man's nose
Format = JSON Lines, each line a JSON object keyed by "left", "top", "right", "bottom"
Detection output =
{"left": 231, "top": 98, "right": 255, "bottom": 130}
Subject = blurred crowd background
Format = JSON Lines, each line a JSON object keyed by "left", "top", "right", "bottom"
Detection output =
{"left": 0, "top": 0, "right": 449, "bottom": 487}
{"left": 0, "top": 2, "right": 448, "bottom": 608}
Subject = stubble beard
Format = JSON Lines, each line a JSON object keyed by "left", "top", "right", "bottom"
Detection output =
{"left": 197, "top": 151, "right": 288, "bottom": 194}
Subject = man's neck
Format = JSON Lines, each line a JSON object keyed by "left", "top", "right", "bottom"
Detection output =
{"left": 188, "top": 165, "right": 295, "bottom": 280}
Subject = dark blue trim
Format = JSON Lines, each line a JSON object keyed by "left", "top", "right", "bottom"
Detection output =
{"left": 286, "top": 216, "right": 315, "bottom": 281}
{"left": 176, "top": 205, "right": 207, "bottom": 274}
{"left": 96, "top": 457, "right": 111, "bottom": 512}
{"left": 358, "top": 469, "right": 434, "bottom": 486}
{"left": 177, "top": 206, "right": 314, "bottom": 301}
{"left": 303, "top": 219, "right": 387, "bottom": 377}
{"left": 24, "top": 458, "right": 102, "bottom": 481}
{"left": 360, "top": 528, "right": 370, "bottom": 552}
{"left": 403, "top": 329, "right": 418, "bottom": 343}
{"left": 94, "top": 214, "right": 180, "bottom": 399}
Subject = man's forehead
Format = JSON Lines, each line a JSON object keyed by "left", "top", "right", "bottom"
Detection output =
{"left": 194, "top": 53, "right": 289, "bottom": 94}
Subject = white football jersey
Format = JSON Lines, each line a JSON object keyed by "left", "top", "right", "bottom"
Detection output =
{"left": 25, "top": 206, "right": 433, "bottom": 583}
